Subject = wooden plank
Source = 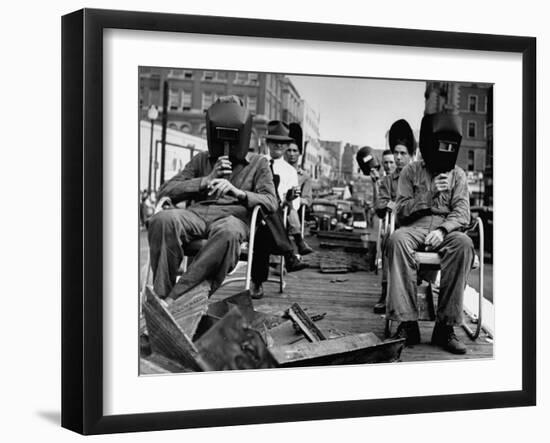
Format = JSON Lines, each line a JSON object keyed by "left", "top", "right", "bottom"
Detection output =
{"left": 168, "top": 280, "right": 210, "bottom": 339}
{"left": 270, "top": 334, "right": 405, "bottom": 367}
{"left": 286, "top": 303, "right": 326, "bottom": 342}
{"left": 414, "top": 251, "right": 441, "bottom": 266}
{"left": 142, "top": 286, "right": 207, "bottom": 371}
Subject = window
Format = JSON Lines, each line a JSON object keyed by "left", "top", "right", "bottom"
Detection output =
{"left": 168, "top": 69, "right": 183, "bottom": 78}
{"left": 468, "top": 95, "right": 478, "bottom": 112}
{"left": 468, "top": 150, "right": 475, "bottom": 171}
{"left": 235, "top": 72, "right": 248, "bottom": 83}
{"left": 182, "top": 90, "right": 192, "bottom": 110}
{"left": 216, "top": 71, "right": 227, "bottom": 81}
{"left": 203, "top": 71, "right": 214, "bottom": 81}
{"left": 183, "top": 70, "right": 193, "bottom": 79}
{"left": 467, "top": 121, "right": 477, "bottom": 138}
{"left": 180, "top": 123, "right": 191, "bottom": 133}
{"left": 168, "top": 123, "right": 178, "bottom": 130}
{"left": 248, "top": 73, "right": 259, "bottom": 84}
{"left": 247, "top": 96, "right": 257, "bottom": 113}
{"left": 169, "top": 88, "right": 181, "bottom": 110}
{"left": 202, "top": 92, "right": 214, "bottom": 111}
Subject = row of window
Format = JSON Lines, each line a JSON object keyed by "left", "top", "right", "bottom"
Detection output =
{"left": 467, "top": 94, "right": 488, "bottom": 113}
{"left": 165, "top": 69, "right": 260, "bottom": 85}
{"left": 466, "top": 120, "right": 488, "bottom": 139}
{"left": 167, "top": 89, "right": 258, "bottom": 113}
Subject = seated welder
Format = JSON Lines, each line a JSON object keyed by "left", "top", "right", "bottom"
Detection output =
{"left": 147, "top": 96, "right": 278, "bottom": 304}
{"left": 372, "top": 119, "right": 416, "bottom": 314}
{"left": 386, "top": 112, "right": 474, "bottom": 355}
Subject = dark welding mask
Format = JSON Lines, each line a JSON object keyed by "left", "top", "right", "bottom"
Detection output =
{"left": 389, "top": 119, "right": 416, "bottom": 155}
{"left": 419, "top": 113, "right": 462, "bottom": 174}
{"left": 205, "top": 99, "right": 252, "bottom": 162}
{"left": 356, "top": 146, "right": 380, "bottom": 175}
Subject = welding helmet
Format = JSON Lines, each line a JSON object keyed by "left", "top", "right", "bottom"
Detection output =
{"left": 389, "top": 119, "right": 416, "bottom": 156}
{"left": 419, "top": 113, "right": 462, "bottom": 174}
{"left": 288, "top": 122, "right": 304, "bottom": 154}
{"left": 205, "top": 96, "right": 252, "bottom": 162}
{"left": 356, "top": 146, "right": 380, "bottom": 175}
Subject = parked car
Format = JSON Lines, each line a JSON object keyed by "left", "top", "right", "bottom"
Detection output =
{"left": 351, "top": 204, "right": 368, "bottom": 229}
{"left": 310, "top": 199, "right": 339, "bottom": 231}
{"left": 335, "top": 200, "right": 354, "bottom": 227}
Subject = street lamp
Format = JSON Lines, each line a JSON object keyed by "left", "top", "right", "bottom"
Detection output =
{"left": 147, "top": 105, "right": 159, "bottom": 193}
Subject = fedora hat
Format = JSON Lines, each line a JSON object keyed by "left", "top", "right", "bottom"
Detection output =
{"left": 265, "top": 120, "right": 294, "bottom": 142}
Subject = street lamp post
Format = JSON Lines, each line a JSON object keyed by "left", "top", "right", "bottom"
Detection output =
{"left": 147, "top": 105, "right": 159, "bottom": 193}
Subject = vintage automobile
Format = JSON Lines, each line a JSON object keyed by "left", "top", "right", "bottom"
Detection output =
{"left": 335, "top": 200, "right": 354, "bottom": 227}
{"left": 351, "top": 204, "right": 368, "bottom": 229}
{"left": 310, "top": 199, "right": 339, "bottom": 231}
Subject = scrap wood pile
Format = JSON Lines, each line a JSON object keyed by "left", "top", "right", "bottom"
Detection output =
{"left": 301, "top": 246, "right": 374, "bottom": 273}
{"left": 141, "top": 284, "right": 405, "bottom": 373}
{"left": 301, "top": 231, "right": 377, "bottom": 273}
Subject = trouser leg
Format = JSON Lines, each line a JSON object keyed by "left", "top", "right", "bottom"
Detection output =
{"left": 251, "top": 224, "right": 272, "bottom": 284}
{"left": 287, "top": 208, "right": 301, "bottom": 235}
{"left": 148, "top": 209, "right": 205, "bottom": 298}
{"left": 251, "top": 210, "right": 293, "bottom": 284}
{"left": 169, "top": 215, "right": 249, "bottom": 299}
{"left": 436, "top": 231, "right": 474, "bottom": 326}
{"left": 386, "top": 227, "right": 427, "bottom": 321}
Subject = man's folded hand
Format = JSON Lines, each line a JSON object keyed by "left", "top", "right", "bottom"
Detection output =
{"left": 207, "top": 178, "right": 245, "bottom": 200}
{"left": 424, "top": 228, "right": 445, "bottom": 250}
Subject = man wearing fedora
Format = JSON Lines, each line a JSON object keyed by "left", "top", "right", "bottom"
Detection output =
{"left": 249, "top": 120, "right": 308, "bottom": 299}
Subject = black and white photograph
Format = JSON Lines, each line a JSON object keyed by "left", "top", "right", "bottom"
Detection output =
{"left": 138, "top": 67, "right": 494, "bottom": 374}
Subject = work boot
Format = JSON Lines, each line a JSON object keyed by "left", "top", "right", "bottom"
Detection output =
{"left": 293, "top": 234, "right": 314, "bottom": 255}
{"left": 250, "top": 281, "right": 264, "bottom": 300}
{"left": 431, "top": 323, "right": 467, "bottom": 355}
{"left": 284, "top": 252, "right": 308, "bottom": 272}
{"left": 373, "top": 282, "right": 387, "bottom": 314}
{"left": 393, "top": 321, "right": 421, "bottom": 346}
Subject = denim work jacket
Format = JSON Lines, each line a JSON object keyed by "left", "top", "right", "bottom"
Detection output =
{"left": 395, "top": 161, "right": 470, "bottom": 233}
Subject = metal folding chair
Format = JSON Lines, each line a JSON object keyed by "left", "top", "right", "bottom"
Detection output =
{"left": 384, "top": 212, "right": 485, "bottom": 340}
{"left": 140, "top": 197, "right": 285, "bottom": 306}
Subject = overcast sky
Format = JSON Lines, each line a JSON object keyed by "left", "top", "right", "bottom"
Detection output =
{"left": 287, "top": 75, "right": 426, "bottom": 149}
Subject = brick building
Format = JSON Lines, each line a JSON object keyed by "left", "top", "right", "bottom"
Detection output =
{"left": 139, "top": 67, "right": 289, "bottom": 151}
{"left": 424, "top": 81, "right": 493, "bottom": 175}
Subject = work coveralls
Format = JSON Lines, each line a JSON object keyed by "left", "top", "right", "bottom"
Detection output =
{"left": 386, "top": 161, "right": 474, "bottom": 326}
{"left": 148, "top": 151, "right": 278, "bottom": 300}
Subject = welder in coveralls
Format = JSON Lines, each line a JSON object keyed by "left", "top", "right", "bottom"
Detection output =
{"left": 386, "top": 112, "right": 474, "bottom": 355}
{"left": 148, "top": 96, "right": 277, "bottom": 304}
{"left": 372, "top": 119, "right": 415, "bottom": 314}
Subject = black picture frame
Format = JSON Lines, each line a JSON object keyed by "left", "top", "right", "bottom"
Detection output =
{"left": 61, "top": 8, "right": 536, "bottom": 435}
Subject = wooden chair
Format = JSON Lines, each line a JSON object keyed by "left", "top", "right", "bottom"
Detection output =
{"left": 384, "top": 212, "right": 485, "bottom": 340}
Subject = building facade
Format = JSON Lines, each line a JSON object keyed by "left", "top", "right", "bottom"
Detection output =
{"left": 139, "top": 67, "right": 289, "bottom": 152}
{"left": 300, "top": 101, "right": 322, "bottom": 178}
{"left": 320, "top": 140, "right": 344, "bottom": 182}
{"left": 424, "top": 81, "right": 493, "bottom": 175}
